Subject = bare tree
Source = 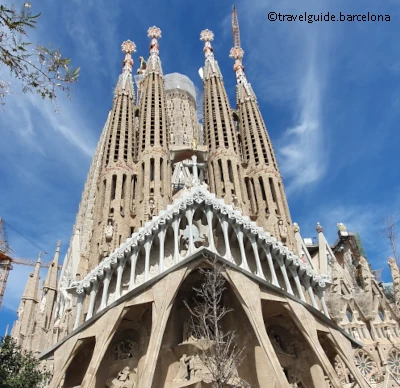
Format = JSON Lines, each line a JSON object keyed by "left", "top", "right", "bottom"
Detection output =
{"left": 185, "top": 256, "right": 250, "bottom": 388}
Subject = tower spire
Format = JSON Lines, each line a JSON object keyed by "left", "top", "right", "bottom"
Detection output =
{"left": 200, "top": 29, "right": 223, "bottom": 79}
{"left": 229, "top": 7, "right": 255, "bottom": 99}
{"left": 135, "top": 26, "right": 170, "bottom": 226}
{"left": 232, "top": 5, "right": 241, "bottom": 48}
{"left": 229, "top": 7, "right": 296, "bottom": 251}
{"left": 115, "top": 40, "right": 136, "bottom": 96}
{"left": 121, "top": 40, "right": 136, "bottom": 74}
{"left": 87, "top": 39, "right": 139, "bottom": 270}
{"left": 200, "top": 29, "right": 248, "bottom": 211}
{"left": 147, "top": 26, "right": 163, "bottom": 74}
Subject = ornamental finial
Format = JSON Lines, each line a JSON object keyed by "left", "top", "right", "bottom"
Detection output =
{"left": 121, "top": 40, "right": 136, "bottom": 54}
{"left": 121, "top": 40, "right": 136, "bottom": 73}
{"left": 316, "top": 222, "right": 323, "bottom": 233}
{"left": 200, "top": 29, "right": 214, "bottom": 42}
{"left": 200, "top": 29, "right": 215, "bottom": 60}
{"left": 293, "top": 222, "right": 300, "bottom": 233}
{"left": 148, "top": 26, "right": 162, "bottom": 56}
{"left": 336, "top": 222, "right": 347, "bottom": 232}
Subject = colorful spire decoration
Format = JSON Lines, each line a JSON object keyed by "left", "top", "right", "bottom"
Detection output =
{"left": 200, "top": 29, "right": 215, "bottom": 60}
{"left": 148, "top": 26, "right": 162, "bottom": 56}
{"left": 121, "top": 40, "right": 136, "bottom": 74}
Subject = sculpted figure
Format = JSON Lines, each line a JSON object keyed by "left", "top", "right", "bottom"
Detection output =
{"left": 278, "top": 219, "right": 288, "bottom": 242}
{"left": 105, "top": 221, "right": 114, "bottom": 241}
{"left": 40, "top": 292, "right": 47, "bottom": 313}
{"left": 232, "top": 195, "right": 240, "bottom": 210}
{"left": 191, "top": 137, "right": 197, "bottom": 150}
{"left": 105, "top": 366, "right": 137, "bottom": 388}
{"left": 148, "top": 198, "right": 156, "bottom": 219}
{"left": 358, "top": 256, "right": 371, "bottom": 293}
{"left": 174, "top": 354, "right": 191, "bottom": 381}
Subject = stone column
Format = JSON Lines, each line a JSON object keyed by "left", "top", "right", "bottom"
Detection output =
{"left": 264, "top": 245, "right": 279, "bottom": 287}
{"left": 100, "top": 269, "right": 112, "bottom": 310}
{"left": 250, "top": 235, "right": 265, "bottom": 279}
{"left": 205, "top": 206, "right": 216, "bottom": 253}
{"left": 73, "top": 291, "right": 85, "bottom": 330}
{"left": 289, "top": 266, "right": 306, "bottom": 302}
{"left": 234, "top": 225, "right": 249, "bottom": 271}
{"left": 277, "top": 257, "right": 294, "bottom": 295}
{"left": 129, "top": 250, "right": 138, "bottom": 290}
{"left": 86, "top": 280, "right": 99, "bottom": 320}
{"left": 172, "top": 217, "right": 180, "bottom": 264}
{"left": 158, "top": 227, "right": 166, "bottom": 273}
{"left": 221, "top": 215, "right": 232, "bottom": 261}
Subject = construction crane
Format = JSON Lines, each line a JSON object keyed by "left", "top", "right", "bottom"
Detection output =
{"left": 0, "top": 218, "right": 61, "bottom": 309}
{"left": 232, "top": 5, "right": 241, "bottom": 49}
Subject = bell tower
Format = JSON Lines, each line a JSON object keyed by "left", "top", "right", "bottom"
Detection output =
{"left": 135, "top": 27, "right": 171, "bottom": 228}
{"left": 86, "top": 40, "right": 138, "bottom": 271}
{"left": 230, "top": 7, "right": 296, "bottom": 250}
{"left": 200, "top": 29, "right": 248, "bottom": 212}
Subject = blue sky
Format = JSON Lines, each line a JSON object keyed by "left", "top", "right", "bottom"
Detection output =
{"left": 1, "top": 0, "right": 400, "bottom": 334}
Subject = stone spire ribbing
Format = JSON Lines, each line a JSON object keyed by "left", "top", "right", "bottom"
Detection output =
{"left": 136, "top": 26, "right": 171, "bottom": 227}
{"left": 87, "top": 40, "right": 138, "bottom": 270}
{"left": 230, "top": 8, "right": 295, "bottom": 250}
{"left": 12, "top": 252, "right": 41, "bottom": 348}
{"left": 200, "top": 29, "right": 248, "bottom": 210}
{"left": 32, "top": 242, "right": 61, "bottom": 353}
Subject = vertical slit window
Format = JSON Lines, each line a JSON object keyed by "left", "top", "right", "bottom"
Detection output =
{"left": 160, "top": 158, "right": 164, "bottom": 192}
{"left": 259, "top": 177, "right": 266, "bottom": 201}
{"left": 132, "top": 175, "right": 137, "bottom": 199}
{"left": 150, "top": 158, "right": 155, "bottom": 182}
{"left": 251, "top": 178, "right": 257, "bottom": 210}
{"left": 218, "top": 159, "right": 224, "bottom": 182}
{"left": 227, "top": 160, "right": 234, "bottom": 183}
{"left": 121, "top": 174, "right": 126, "bottom": 199}
{"left": 111, "top": 175, "right": 117, "bottom": 201}
{"left": 269, "top": 178, "right": 277, "bottom": 202}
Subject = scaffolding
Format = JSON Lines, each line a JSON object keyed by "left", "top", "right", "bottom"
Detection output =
{"left": 164, "top": 73, "right": 197, "bottom": 101}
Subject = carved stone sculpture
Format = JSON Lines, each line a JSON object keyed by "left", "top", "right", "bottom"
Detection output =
{"left": 105, "top": 366, "right": 137, "bottom": 388}
{"left": 359, "top": 257, "right": 371, "bottom": 293}
{"left": 174, "top": 354, "right": 191, "bottom": 381}
{"left": 105, "top": 221, "right": 114, "bottom": 242}
{"left": 278, "top": 219, "right": 288, "bottom": 242}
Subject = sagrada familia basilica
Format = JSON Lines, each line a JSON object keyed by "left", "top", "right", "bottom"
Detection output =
{"left": 9, "top": 8, "right": 400, "bottom": 388}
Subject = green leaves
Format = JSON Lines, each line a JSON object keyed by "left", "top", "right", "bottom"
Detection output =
{"left": 0, "top": 3, "right": 79, "bottom": 108}
{"left": 0, "top": 336, "right": 50, "bottom": 388}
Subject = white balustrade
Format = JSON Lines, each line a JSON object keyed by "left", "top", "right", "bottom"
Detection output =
{"left": 68, "top": 186, "right": 330, "bottom": 331}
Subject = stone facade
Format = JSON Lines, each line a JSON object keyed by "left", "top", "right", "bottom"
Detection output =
{"left": 10, "top": 14, "right": 400, "bottom": 388}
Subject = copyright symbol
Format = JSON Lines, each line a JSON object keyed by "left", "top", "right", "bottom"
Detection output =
{"left": 268, "top": 12, "right": 277, "bottom": 21}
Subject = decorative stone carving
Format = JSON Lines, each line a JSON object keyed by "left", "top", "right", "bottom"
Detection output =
{"left": 316, "top": 222, "right": 323, "bottom": 233}
{"left": 105, "top": 221, "right": 114, "bottom": 242}
{"left": 358, "top": 257, "right": 371, "bottom": 293}
{"left": 292, "top": 222, "right": 300, "bottom": 233}
{"left": 388, "top": 257, "right": 400, "bottom": 302}
{"left": 278, "top": 219, "right": 288, "bottom": 242}
{"left": 106, "top": 366, "right": 137, "bottom": 388}
{"left": 40, "top": 293, "right": 47, "bottom": 314}
{"left": 174, "top": 354, "right": 191, "bottom": 382}
{"left": 388, "top": 348, "right": 400, "bottom": 376}
{"left": 173, "top": 354, "right": 215, "bottom": 386}
{"left": 354, "top": 350, "right": 378, "bottom": 381}
{"left": 148, "top": 198, "right": 156, "bottom": 220}
{"left": 114, "top": 340, "right": 138, "bottom": 361}
{"left": 337, "top": 222, "right": 347, "bottom": 232}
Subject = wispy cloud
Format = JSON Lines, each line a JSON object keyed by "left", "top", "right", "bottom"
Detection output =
{"left": 278, "top": 53, "right": 326, "bottom": 193}
{"left": 236, "top": 0, "right": 330, "bottom": 193}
